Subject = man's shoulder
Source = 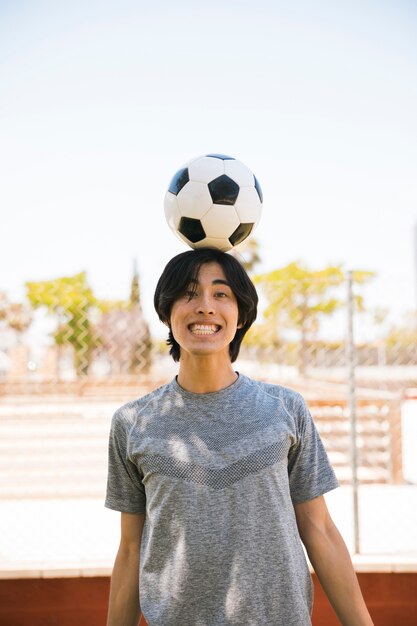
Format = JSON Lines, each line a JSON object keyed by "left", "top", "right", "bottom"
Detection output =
{"left": 243, "top": 375, "right": 306, "bottom": 412}
{"left": 244, "top": 375, "right": 303, "bottom": 401}
{"left": 111, "top": 380, "right": 173, "bottom": 427}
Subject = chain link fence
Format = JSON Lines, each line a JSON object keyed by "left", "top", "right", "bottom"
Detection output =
{"left": 0, "top": 266, "right": 416, "bottom": 561}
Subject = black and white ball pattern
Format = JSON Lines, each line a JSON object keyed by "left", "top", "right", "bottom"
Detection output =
{"left": 164, "top": 153, "right": 263, "bottom": 252}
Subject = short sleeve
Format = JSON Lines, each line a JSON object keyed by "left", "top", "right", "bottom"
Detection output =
{"left": 288, "top": 396, "right": 339, "bottom": 504}
{"left": 105, "top": 408, "right": 146, "bottom": 514}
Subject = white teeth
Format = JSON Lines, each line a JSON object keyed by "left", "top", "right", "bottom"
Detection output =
{"left": 189, "top": 324, "right": 220, "bottom": 335}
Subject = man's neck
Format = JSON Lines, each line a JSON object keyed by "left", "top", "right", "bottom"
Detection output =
{"left": 177, "top": 356, "right": 238, "bottom": 394}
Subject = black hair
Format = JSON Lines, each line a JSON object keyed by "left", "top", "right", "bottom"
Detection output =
{"left": 154, "top": 248, "right": 258, "bottom": 363}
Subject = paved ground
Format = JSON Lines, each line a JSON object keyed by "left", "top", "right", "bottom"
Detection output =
{"left": 1, "top": 484, "right": 416, "bottom": 578}
{"left": 1, "top": 382, "right": 416, "bottom": 577}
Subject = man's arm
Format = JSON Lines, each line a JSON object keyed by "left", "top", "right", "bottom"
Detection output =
{"left": 294, "top": 495, "right": 374, "bottom": 626}
{"left": 107, "top": 512, "right": 146, "bottom": 626}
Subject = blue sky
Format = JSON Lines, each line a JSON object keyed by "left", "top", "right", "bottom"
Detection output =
{"left": 1, "top": 0, "right": 416, "bottom": 336}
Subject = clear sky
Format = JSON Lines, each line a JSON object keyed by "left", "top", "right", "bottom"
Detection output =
{"left": 1, "top": 0, "right": 416, "bottom": 337}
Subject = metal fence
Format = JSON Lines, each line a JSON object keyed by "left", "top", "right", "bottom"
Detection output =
{"left": 0, "top": 267, "right": 416, "bottom": 561}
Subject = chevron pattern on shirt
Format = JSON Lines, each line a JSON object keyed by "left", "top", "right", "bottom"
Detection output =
{"left": 141, "top": 439, "right": 288, "bottom": 490}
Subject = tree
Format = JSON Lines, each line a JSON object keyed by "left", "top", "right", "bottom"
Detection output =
{"left": 383, "top": 311, "right": 417, "bottom": 364}
{"left": 26, "top": 269, "right": 154, "bottom": 378}
{"left": 253, "top": 261, "right": 374, "bottom": 375}
{"left": 0, "top": 293, "right": 32, "bottom": 336}
{"left": 130, "top": 259, "right": 141, "bottom": 308}
{"left": 26, "top": 272, "right": 97, "bottom": 376}
{"left": 128, "top": 260, "right": 152, "bottom": 374}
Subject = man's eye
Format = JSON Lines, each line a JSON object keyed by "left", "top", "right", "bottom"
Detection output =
{"left": 215, "top": 292, "right": 227, "bottom": 298}
{"left": 185, "top": 290, "right": 197, "bottom": 298}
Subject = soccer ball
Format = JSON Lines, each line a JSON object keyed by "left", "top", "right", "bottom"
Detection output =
{"left": 164, "top": 153, "right": 263, "bottom": 252}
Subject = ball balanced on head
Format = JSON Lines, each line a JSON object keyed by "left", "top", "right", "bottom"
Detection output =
{"left": 164, "top": 153, "right": 263, "bottom": 252}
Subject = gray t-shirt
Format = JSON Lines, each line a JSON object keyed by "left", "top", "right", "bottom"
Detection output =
{"left": 105, "top": 373, "right": 339, "bottom": 626}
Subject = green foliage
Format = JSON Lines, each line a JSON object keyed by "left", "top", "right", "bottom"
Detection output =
{"left": 130, "top": 260, "right": 141, "bottom": 308}
{"left": 95, "top": 299, "right": 127, "bottom": 314}
{"left": 253, "top": 261, "right": 375, "bottom": 374}
{"left": 25, "top": 270, "right": 152, "bottom": 377}
{"left": 254, "top": 261, "right": 345, "bottom": 330}
{"left": 26, "top": 272, "right": 97, "bottom": 375}
{"left": 384, "top": 312, "right": 417, "bottom": 349}
{"left": 244, "top": 322, "right": 283, "bottom": 350}
{"left": 26, "top": 272, "right": 95, "bottom": 310}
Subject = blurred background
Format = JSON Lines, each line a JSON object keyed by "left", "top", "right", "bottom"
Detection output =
{"left": 0, "top": 0, "right": 416, "bottom": 623}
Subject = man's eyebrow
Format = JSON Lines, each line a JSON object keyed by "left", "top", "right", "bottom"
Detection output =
{"left": 188, "top": 278, "right": 231, "bottom": 286}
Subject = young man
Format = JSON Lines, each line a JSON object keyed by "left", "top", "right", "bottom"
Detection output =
{"left": 105, "top": 247, "right": 373, "bottom": 626}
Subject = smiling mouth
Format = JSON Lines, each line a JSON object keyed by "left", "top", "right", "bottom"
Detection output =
{"left": 188, "top": 324, "right": 221, "bottom": 335}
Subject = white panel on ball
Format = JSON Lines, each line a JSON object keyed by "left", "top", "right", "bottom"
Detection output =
{"left": 177, "top": 181, "right": 213, "bottom": 218}
{"left": 188, "top": 156, "right": 225, "bottom": 184}
{"left": 234, "top": 187, "right": 263, "bottom": 222}
{"left": 164, "top": 192, "right": 181, "bottom": 229}
{"left": 224, "top": 159, "right": 255, "bottom": 187}
{"left": 201, "top": 205, "right": 240, "bottom": 238}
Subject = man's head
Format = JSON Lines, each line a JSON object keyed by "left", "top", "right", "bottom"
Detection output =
{"left": 154, "top": 248, "right": 258, "bottom": 362}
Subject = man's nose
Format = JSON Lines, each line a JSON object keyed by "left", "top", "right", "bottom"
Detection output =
{"left": 195, "top": 294, "right": 215, "bottom": 314}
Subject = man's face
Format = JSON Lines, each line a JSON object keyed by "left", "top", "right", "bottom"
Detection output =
{"left": 169, "top": 262, "right": 241, "bottom": 360}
